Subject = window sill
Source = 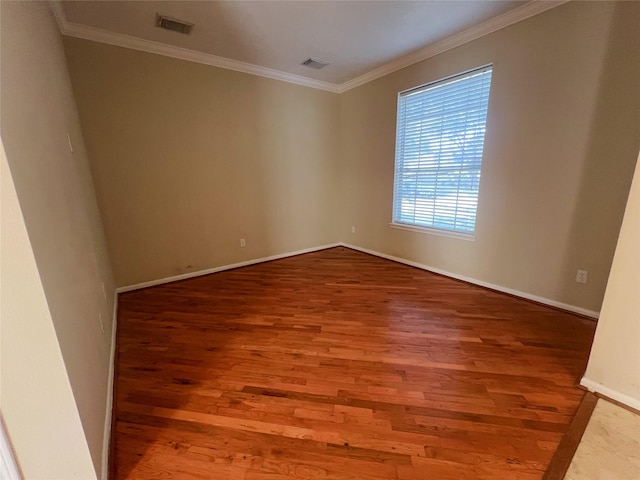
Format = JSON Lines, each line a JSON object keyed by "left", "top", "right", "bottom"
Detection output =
{"left": 389, "top": 222, "right": 476, "bottom": 241}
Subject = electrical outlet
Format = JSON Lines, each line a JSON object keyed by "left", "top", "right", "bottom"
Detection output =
{"left": 351, "top": 225, "right": 356, "bottom": 234}
{"left": 98, "top": 313, "right": 105, "bottom": 334}
{"left": 240, "top": 238, "right": 246, "bottom": 247}
{"left": 576, "top": 269, "right": 588, "bottom": 284}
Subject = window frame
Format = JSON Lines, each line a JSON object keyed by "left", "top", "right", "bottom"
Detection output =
{"left": 391, "top": 64, "right": 493, "bottom": 240}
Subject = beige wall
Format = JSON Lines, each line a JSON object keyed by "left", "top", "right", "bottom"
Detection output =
{"left": 1, "top": 143, "right": 96, "bottom": 479}
{"left": 338, "top": 1, "right": 640, "bottom": 313}
{"left": 583, "top": 151, "right": 640, "bottom": 407}
{"left": 63, "top": 38, "right": 341, "bottom": 288}
{"left": 0, "top": 2, "right": 115, "bottom": 476}
{"left": 63, "top": 2, "right": 639, "bottom": 312}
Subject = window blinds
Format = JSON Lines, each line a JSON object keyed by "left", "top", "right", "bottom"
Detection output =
{"left": 392, "top": 65, "right": 492, "bottom": 235}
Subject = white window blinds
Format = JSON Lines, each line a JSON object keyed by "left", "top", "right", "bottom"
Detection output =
{"left": 392, "top": 65, "right": 492, "bottom": 236}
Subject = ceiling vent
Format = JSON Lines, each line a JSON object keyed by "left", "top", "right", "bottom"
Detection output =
{"left": 156, "top": 14, "right": 194, "bottom": 35}
{"left": 301, "top": 58, "right": 329, "bottom": 70}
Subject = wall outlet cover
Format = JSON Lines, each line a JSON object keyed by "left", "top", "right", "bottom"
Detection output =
{"left": 576, "top": 269, "right": 588, "bottom": 284}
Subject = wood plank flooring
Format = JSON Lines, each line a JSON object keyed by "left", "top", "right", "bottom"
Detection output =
{"left": 112, "top": 247, "right": 596, "bottom": 479}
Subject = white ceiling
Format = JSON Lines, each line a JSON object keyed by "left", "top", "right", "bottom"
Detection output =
{"left": 57, "top": 1, "right": 562, "bottom": 91}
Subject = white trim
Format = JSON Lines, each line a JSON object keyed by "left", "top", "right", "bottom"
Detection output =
{"left": 341, "top": 243, "right": 600, "bottom": 319}
{"left": 0, "top": 417, "right": 21, "bottom": 480}
{"left": 116, "top": 241, "right": 600, "bottom": 318}
{"left": 389, "top": 223, "right": 476, "bottom": 242}
{"left": 337, "top": 0, "right": 569, "bottom": 93}
{"left": 54, "top": 14, "right": 340, "bottom": 93}
{"left": 100, "top": 293, "right": 118, "bottom": 480}
{"left": 48, "top": 1, "right": 66, "bottom": 32}
{"left": 580, "top": 377, "right": 640, "bottom": 412}
{"left": 50, "top": 0, "right": 568, "bottom": 94}
{"left": 116, "top": 243, "right": 340, "bottom": 293}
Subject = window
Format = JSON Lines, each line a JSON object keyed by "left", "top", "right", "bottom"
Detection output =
{"left": 392, "top": 65, "right": 492, "bottom": 237}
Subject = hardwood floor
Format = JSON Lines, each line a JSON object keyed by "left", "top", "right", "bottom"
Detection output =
{"left": 112, "top": 247, "right": 596, "bottom": 479}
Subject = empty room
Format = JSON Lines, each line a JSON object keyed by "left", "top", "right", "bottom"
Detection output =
{"left": 1, "top": 1, "right": 639, "bottom": 479}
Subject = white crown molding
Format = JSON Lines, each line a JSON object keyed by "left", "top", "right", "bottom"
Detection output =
{"left": 49, "top": 0, "right": 66, "bottom": 32}
{"left": 50, "top": 1, "right": 340, "bottom": 93}
{"left": 50, "top": 0, "right": 569, "bottom": 93}
{"left": 336, "top": 0, "right": 570, "bottom": 93}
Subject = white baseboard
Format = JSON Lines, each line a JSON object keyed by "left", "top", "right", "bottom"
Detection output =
{"left": 340, "top": 243, "right": 600, "bottom": 319}
{"left": 0, "top": 417, "right": 21, "bottom": 480}
{"left": 101, "top": 292, "right": 118, "bottom": 480}
{"left": 580, "top": 377, "right": 640, "bottom": 412}
{"left": 116, "top": 241, "right": 600, "bottom": 319}
{"left": 116, "top": 243, "right": 341, "bottom": 293}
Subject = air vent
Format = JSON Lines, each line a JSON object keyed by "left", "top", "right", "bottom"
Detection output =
{"left": 301, "top": 58, "right": 329, "bottom": 70}
{"left": 156, "top": 14, "right": 194, "bottom": 35}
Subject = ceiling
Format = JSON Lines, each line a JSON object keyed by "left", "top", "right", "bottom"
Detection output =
{"left": 56, "top": 1, "right": 563, "bottom": 92}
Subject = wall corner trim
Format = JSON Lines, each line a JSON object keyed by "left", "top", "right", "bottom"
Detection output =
{"left": 101, "top": 293, "right": 118, "bottom": 480}
{"left": 0, "top": 418, "right": 21, "bottom": 480}
{"left": 48, "top": 1, "right": 66, "bottom": 32}
{"left": 580, "top": 377, "right": 640, "bottom": 412}
{"left": 340, "top": 243, "right": 600, "bottom": 319}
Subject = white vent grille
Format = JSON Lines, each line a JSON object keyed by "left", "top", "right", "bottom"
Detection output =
{"left": 156, "top": 14, "right": 194, "bottom": 34}
{"left": 302, "top": 58, "right": 329, "bottom": 70}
